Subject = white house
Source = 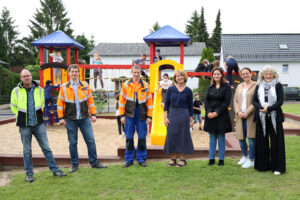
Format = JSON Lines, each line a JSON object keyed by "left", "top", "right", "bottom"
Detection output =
{"left": 221, "top": 34, "right": 300, "bottom": 87}
{"left": 88, "top": 42, "right": 206, "bottom": 91}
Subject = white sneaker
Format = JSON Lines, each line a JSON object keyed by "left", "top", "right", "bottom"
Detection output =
{"left": 274, "top": 171, "right": 281, "bottom": 175}
{"left": 242, "top": 159, "right": 254, "bottom": 168}
{"left": 237, "top": 156, "right": 248, "bottom": 165}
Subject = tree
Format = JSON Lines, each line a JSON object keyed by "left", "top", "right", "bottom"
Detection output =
{"left": 185, "top": 10, "right": 199, "bottom": 42}
{"left": 149, "top": 21, "right": 161, "bottom": 33}
{"left": 74, "top": 34, "right": 95, "bottom": 62}
{"left": 29, "top": 0, "right": 73, "bottom": 40}
{"left": 22, "top": 0, "right": 74, "bottom": 65}
{"left": 198, "top": 7, "right": 209, "bottom": 43}
{"left": 200, "top": 47, "right": 215, "bottom": 63}
{"left": 0, "top": 7, "right": 19, "bottom": 67}
{"left": 209, "top": 9, "right": 222, "bottom": 53}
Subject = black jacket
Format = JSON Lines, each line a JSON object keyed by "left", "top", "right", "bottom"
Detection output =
{"left": 204, "top": 83, "right": 232, "bottom": 133}
{"left": 252, "top": 82, "right": 285, "bottom": 124}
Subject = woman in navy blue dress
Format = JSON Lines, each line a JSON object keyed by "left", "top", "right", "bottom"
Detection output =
{"left": 164, "top": 70, "right": 194, "bottom": 167}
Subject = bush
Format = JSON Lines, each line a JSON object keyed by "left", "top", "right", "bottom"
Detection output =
{"left": 0, "top": 66, "right": 20, "bottom": 95}
{"left": 197, "top": 77, "right": 210, "bottom": 101}
{"left": 24, "top": 65, "right": 40, "bottom": 80}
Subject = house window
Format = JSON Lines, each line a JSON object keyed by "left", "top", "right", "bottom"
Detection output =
{"left": 279, "top": 44, "right": 288, "bottom": 50}
{"left": 282, "top": 64, "right": 288, "bottom": 73}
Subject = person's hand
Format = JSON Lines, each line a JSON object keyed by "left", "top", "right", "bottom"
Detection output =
{"left": 121, "top": 116, "right": 126, "bottom": 124}
{"left": 59, "top": 119, "right": 66, "bottom": 125}
{"left": 164, "top": 118, "right": 170, "bottom": 127}
{"left": 238, "top": 112, "right": 243, "bottom": 118}
{"left": 241, "top": 112, "right": 248, "bottom": 119}
{"left": 90, "top": 116, "right": 96, "bottom": 123}
{"left": 210, "top": 112, "right": 218, "bottom": 119}
{"left": 146, "top": 118, "right": 151, "bottom": 125}
{"left": 190, "top": 118, "right": 194, "bottom": 127}
{"left": 207, "top": 112, "right": 213, "bottom": 119}
{"left": 260, "top": 105, "right": 268, "bottom": 113}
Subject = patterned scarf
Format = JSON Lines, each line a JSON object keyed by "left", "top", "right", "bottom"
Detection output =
{"left": 257, "top": 80, "right": 277, "bottom": 137}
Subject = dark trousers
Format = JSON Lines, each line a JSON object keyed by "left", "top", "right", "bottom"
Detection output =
{"left": 116, "top": 116, "right": 124, "bottom": 135}
{"left": 254, "top": 117, "right": 286, "bottom": 173}
{"left": 94, "top": 71, "right": 104, "bottom": 89}
{"left": 227, "top": 65, "right": 239, "bottom": 86}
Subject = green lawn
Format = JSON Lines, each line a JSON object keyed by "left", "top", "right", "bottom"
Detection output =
{"left": 282, "top": 104, "right": 300, "bottom": 116}
{"left": 1, "top": 136, "right": 300, "bottom": 200}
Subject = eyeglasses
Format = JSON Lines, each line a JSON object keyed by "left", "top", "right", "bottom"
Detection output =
{"left": 22, "top": 75, "right": 31, "bottom": 78}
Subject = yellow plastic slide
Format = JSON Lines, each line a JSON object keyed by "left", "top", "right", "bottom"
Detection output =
{"left": 150, "top": 88, "right": 167, "bottom": 145}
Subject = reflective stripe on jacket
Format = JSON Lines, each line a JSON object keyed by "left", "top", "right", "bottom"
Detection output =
{"left": 10, "top": 81, "right": 44, "bottom": 127}
{"left": 119, "top": 79, "right": 153, "bottom": 120}
{"left": 57, "top": 81, "right": 96, "bottom": 120}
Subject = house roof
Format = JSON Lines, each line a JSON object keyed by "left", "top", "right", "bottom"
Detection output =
{"left": 143, "top": 25, "right": 190, "bottom": 46}
{"left": 88, "top": 42, "right": 205, "bottom": 56}
{"left": 32, "top": 30, "right": 85, "bottom": 50}
{"left": 221, "top": 34, "right": 300, "bottom": 62}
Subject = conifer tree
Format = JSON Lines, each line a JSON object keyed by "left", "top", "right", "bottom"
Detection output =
{"left": 185, "top": 10, "right": 200, "bottom": 42}
{"left": 198, "top": 7, "right": 209, "bottom": 43}
{"left": 209, "top": 9, "right": 222, "bottom": 53}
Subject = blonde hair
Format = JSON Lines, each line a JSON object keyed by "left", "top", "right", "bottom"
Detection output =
{"left": 173, "top": 70, "right": 188, "bottom": 84}
{"left": 257, "top": 65, "right": 279, "bottom": 83}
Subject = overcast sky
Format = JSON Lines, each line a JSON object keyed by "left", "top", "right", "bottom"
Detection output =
{"left": 1, "top": 0, "right": 300, "bottom": 44}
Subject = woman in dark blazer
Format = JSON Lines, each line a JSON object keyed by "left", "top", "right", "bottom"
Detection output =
{"left": 252, "top": 65, "right": 286, "bottom": 175}
{"left": 204, "top": 67, "right": 232, "bottom": 166}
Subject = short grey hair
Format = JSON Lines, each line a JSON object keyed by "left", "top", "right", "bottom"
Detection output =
{"left": 20, "top": 69, "right": 32, "bottom": 78}
{"left": 131, "top": 65, "right": 142, "bottom": 72}
{"left": 67, "top": 64, "right": 80, "bottom": 72}
{"left": 257, "top": 65, "right": 279, "bottom": 83}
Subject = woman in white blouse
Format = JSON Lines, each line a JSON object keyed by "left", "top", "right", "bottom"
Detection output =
{"left": 233, "top": 67, "right": 257, "bottom": 168}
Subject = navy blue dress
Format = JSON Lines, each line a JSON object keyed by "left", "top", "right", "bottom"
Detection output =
{"left": 163, "top": 85, "right": 194, "bottom": 154}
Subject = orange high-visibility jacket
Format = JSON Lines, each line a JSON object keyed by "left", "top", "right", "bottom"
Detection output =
{"left": 119, "top": 79, "right": 153, "bottom": 120}
{"left": 57, "top": 81, "right": 96, "bottom": 120}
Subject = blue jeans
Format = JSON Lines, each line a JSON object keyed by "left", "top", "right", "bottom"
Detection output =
{"left": 193, "top": 114, "right": 202, "bottom": 123}
{"left": 19, "top": 123, "right": 59, "bottom": 175}
{"left": 124, "top": 107, "right": 147, "bottom": 163}
{"left": 209, "top": 133, "right": 226, "bottom": 160}
{"left": 66, "top": 117, "right": 98, "bottom": 167}
{"left": 239, "top": 119, "right": 255, "bottom": 160}
{"left": 227, "top": 65, "right": 239, "bottom": 86}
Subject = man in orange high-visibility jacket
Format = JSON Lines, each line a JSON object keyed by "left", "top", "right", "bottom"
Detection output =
{"left": 57, "top": 64, "right": 107, "bottom": 173}
{"left": 119, "top": 65, "right": 153, "bottom": 168}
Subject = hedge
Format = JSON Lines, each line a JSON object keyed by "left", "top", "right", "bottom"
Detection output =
{"left": 0, "top": 66, "right": 20, "bottom": 96}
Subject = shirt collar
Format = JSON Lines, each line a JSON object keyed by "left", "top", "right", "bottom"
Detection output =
{"left": 70, "top": 79, "right": 79, "bottom": 86}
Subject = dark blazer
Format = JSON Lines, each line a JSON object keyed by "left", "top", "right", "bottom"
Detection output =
{"left": 204, "top": 83, "right": 232, "bottom": 133}
{"left": 252, "top": 82, "right": 285, "bottom": 124}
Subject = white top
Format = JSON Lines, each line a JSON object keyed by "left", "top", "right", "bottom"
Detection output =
{"left": 50, "top": 53, "right": 64, "bottom": 63}
{"left": 241, "top": 88, "right": 247, "bottom": 112}
{"left": 159, "top": 79, "right": 173, "bottom": 90}
{"left": 116, "top": 109, "right": 120, "bottom": 116}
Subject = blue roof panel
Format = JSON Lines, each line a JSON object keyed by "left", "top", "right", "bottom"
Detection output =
{"left": 143, "top": 25, "right": 190, "bottom": 46}
{"left": 32, "top": 30, "right": 85, "bottom": 50}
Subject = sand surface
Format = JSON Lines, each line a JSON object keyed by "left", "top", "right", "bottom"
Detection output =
{"left": 0, "top": 119, "right": 209, "bottom": 156}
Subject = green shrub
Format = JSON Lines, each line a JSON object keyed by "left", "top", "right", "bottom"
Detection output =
{"left": 24, "top": 65, "right": 40, "bottom": 80}
{"left": 0, "top": 66, "right": 20, "bottom": 95}
{"left": 197, "top": 77, "right": 210, "bottom": 101}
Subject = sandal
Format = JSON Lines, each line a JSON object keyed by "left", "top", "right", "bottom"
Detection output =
{"left": 167, "top": 159, "right": 177, "bottom": 167}
{"left": 176, "top": 159, "right": 187, "bottom": 167}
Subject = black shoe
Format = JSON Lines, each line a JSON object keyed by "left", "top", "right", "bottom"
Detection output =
{"left": 138, "top": 162, "right": 147, "bottom": 167}
{"left": 199, "top": 127, "right": 203, "bottom": 131}
{"left": 68, "top": 165, "right": 79, "bottom": 173}
{"left": 53, "top": 169, "right": 67, "bottom": 177}
{"left": 218, "top": 160, "right": 224, "bottom": 166}
{"left": 26, "top": 174, "right": 34, "bottom": 182}
{"left": 123, "top": 163, "right": 133, "bottom": 168}
{"left": 92, "top": 163, "right": 107, "bottom": 169}
{"left": 208, "top": 159, "right": 215, "bottom": 165}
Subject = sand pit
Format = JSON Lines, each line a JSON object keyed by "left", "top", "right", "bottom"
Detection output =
{"left": 0, "top": 119, "right": 209, "bottom": 157}
{"left": 0, "top": 119, "right": 299, "bottom": 157}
